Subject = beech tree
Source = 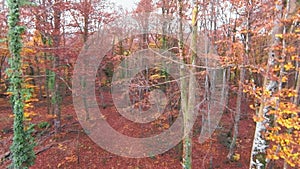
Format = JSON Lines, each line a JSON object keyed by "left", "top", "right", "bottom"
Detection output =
{"left": 1, "top": 0, "right": 299, "bottom": 168}
{"left": 249, "top": 0, "right": 300, "bottom": 168}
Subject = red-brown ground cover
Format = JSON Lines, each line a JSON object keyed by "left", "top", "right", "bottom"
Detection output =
{"left": 0, "top": 91, "right": 255, "bottom": 169}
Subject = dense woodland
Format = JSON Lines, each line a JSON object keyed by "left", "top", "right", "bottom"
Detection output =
{"left": 0, "top": 0, "right": 300, "bottom": 168}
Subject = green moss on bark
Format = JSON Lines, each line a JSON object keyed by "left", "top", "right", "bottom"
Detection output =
{"left": 6, "top": 0, "right": 36, "bottom": 168}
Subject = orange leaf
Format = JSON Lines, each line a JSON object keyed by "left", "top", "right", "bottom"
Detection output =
{"left": 253, "top": 115, "right": 264, "bottom": 122}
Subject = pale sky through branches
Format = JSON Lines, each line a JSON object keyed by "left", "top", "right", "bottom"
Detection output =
{"left": 111, "top": 0, "right": 140, "bottom": 11}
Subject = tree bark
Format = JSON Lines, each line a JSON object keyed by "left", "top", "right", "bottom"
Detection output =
{"left": 249, "top": 1, "right": 284, "bottom": 168}
{"left": 53, "top": 0, "right": 62, "bottom": 133}
{"left": 228, "top": 1, "right": 252, "bottom": 160}
{"left": 179, "top": 1, "right": 199, "bottom": 168}
{"left": 7, "top": 0, "right": 36, "bottom": 167}
{"left": 177, "top": 0, "right": 189, "bottom": 168}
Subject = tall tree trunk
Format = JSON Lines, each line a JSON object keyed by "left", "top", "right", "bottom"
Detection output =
{"left": 161, "top": 0, "right": 167, "bottom": 50}
{"left": 34, "top": 3, "right": 52, "bottom": 113}
{"left": 179, "top": 1, "right": 198, "bottom": 168}
{"left": 283, "top": 53, "right": 300, "bottom": 169}
{"left": 282, "top": 1, "right": 298, "bottom": 168}
{"left": 228, "top": 1, "right": 251, "bottom": 159}
{"left": 82, "top": 0, "right": 90, "bottom": 120}
{"left": 83, "top": 0, "right": 89, "bottom": 43}
{"left": 7, "top": 0, "right": 36, "bottom": 167}
{"left": 227, "top": 67, "right": 245, "bottom": 159}
{"left": 249, "top": 1, "right": 284, "bottom": 168}
{"left": 53, "top": 0, "right": 62, "bottom": 133}
{"left": 177, "top": 0, "right": 188, "bottom": 168}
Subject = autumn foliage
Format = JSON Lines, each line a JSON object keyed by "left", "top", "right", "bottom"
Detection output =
{"left": 0, "top": 0, "right": 299, "bottom": 169}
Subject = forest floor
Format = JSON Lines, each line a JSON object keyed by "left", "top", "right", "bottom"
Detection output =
{"left": 0, "top": 90, "right": 257, "bottom": 169}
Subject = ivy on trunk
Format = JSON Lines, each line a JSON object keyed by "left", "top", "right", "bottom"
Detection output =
{"left": 6, "top": 0, "right": 36, "bottom": 168}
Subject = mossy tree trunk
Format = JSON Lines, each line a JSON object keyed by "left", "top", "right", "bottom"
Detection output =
{"left": 7, "top": 0, "right": 36, "bottom": 168}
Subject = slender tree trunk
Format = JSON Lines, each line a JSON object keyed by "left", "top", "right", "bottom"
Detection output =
{"left": 34, "top": 56, "right": 43, "bottom": 99}
{"left": 249, "top": 1, "right": 284, "bottom": 168}
{"left": 45, "top": 65, "right": 50, "bottom": 113}
{"left": 0, "top": 55, "right": 6, "bottom": 86}
{"left": 177, "top": 0, "right": 188, "bottom": 168}
{"left": 227, "top": 67, "right": 245, "bottom": 159}
{"left": 82, "top": 0, "right": 90, "bottom": 120}
{"left": 283, "top": 56, "right": 300, "bottom": 169}
{"left": 53, "top": 0, "right": 62, "bottom": 133}
{"left": 83, "top": 0, "right": 90, "bottom": 42}
{"left": 228, "top": 2, "right": 251, "bottom": 159}
{"left": 179, "top": 1, "right": 198, "bottom": 168}
{"left": 161, "top": 0, "right": 168, "bottom": 50}
{"left": 282, "top": 1, "right": 298, "bottom": 168}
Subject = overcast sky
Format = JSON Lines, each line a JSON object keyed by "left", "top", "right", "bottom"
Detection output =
{"left": 110, "top": 0, "right": 140, "bottom": 11}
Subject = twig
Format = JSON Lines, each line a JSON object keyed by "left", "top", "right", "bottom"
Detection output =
{"left": 0, "top": 151, "right": 10, "bottom": 162}
{"left": 35, "top": 144, "right": 56, "bottom": 155}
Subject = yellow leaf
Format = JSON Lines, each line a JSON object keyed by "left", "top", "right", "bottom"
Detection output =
{"left": 24, "top": 103, "right": 33, "bottom": 109}
{"left": 287, "top": 92, "right": 295, "bottom": 97}
{"left": 273, "top": 65, "right": 280, "bottom": 71}
{"left": 268, "top": 154, "right": 279, "bottom": 160}
{"left": 163, "top": 123, "right": 170, "bottom": 129}
{"left": 25, "top": 118, "right": 32, "bottom": 121}
{"left": 65, "top": 155, "right": 77, "bottom": 162}
{"left": 24, "top": 111, "right": 37, "bottom": 118}
{"left": 275, "top": 34, "right": 283, "bottom": 38}
{"left": 24, "top": 78, "right": 34, "bottom": 82}
{"left": 25, "top": 84, "right": 37, "bottom": 89}
{"left": 24, "top": 112, "right": 30, "bottom": 118}
{"left": 232, "top": 153, "right": 240, "bottom": 161}
{"left": 284, "top": 62, "right": 295, "bottom": 71}
{"left": 282, "top": 76, "right": 288, "bottom": 82}
{"left": 58, "top": 144, "right": 66, "bottom": 150}
{"left": 249, "top": 104, "right": 256, "bottom": 110}
{"left": 4, "top": 92, "right": 12, "bottom": 95}
{"left": 150, "top": 74, "right": 164, "bottom": 80}
{"left": 291, "top": 55, "right": 298, "bottom": 60}
{"left": 29, "top": 98, "right": 39, "bottom": 102}
{"left": 148, "top": 42, "right": 156, "bottom": 48}
{"left": 253, "top": 115, "right": 264, "bottom": 122}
